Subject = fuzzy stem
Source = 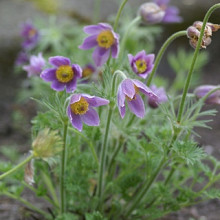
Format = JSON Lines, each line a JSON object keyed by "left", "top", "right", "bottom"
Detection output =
{"left": 0, "top": 154, "right": 34, "bottom": 180}
{"left": 114, "top": 0, "right": 129, "bottom": 31}
{"left": 60, "top": 121, "right": 68, "bottom": 214}
{"left": 177, "top": 3, "right": 220, "bottom": 123}
{"left": 147, "top": 30, "right": 187, "bottom": 86}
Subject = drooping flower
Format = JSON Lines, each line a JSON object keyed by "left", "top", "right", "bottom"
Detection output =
{"left": 148, "top": 85, "right": 168, "bottom": 108}
{"left": 40, "top": 56, "right": 82, "bottom": 93}
{"left": 82, "top": 64, "right": 96, "bottom": 79}
{"left": 15, "top": 51, "right": 29, "bottom": 66}
{"left": 154, "top": 0, "right": 182, "bottom": 23}
{"left": 79, "top": 23, "right": 120, "bottom": 67}
{"left": 194, "top": 85, "right": 220, "bottom": 105}
{"left": 128, "top": 50, "right": 155, "bottom": 79}
{"left": 21, "top": 22, "right": 39, "bottom": 50}
{"left": 117, "top": 79, "right": 158, "bottom": 118}
{"left": 23, "top": 53, "right": 45, "bottom": 77}
{"left": 67, "top": 94, "right": 109, "bottom": 131}
{"left": 139, "top": 0, "right": 182, "bottom": 24}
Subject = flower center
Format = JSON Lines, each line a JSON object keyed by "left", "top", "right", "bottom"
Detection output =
{"left": 70, "top": 97, "right": 89, "bottom": 115}
{"left": 135, "top": 59, "right": 147, "bottom": 73}
{"left": 97, "top": 30, "right": 115, "bottom": 49}
{"left": 56, "top": 65, "right": 74, "bottom": 83}
{"left": 28, "top": 29, "right": 37, "bottom": 38}
{"left": 126, "top": 85, "right": 139, "bottom": 101}
{"left": 82, "top": 67, "right": 93, "bottom": 78}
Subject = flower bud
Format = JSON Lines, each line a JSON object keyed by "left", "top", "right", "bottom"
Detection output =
{"left": 194, "top": 85, "right": 220, "bottom": 105}
{"left": 139, "top": 2, "right": 165, "bottom": 24}
{"left": 24, "top": 160, "right": 35, "bottom": 185}
{"left": 32, "top": 128, "right": 63, "bottom": 159}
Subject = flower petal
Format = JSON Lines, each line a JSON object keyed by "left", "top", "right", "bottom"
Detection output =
{"left": 67, "top": 107, "right": 83, "bottom": 131}
{"left": 66, "top": 77, "right": 77, "bottom": 93}
{"left": 72, "top": 64, "right": 82, "bottom": 78}
{"left": 81, "top": 108, "right": 100, "bottom": 126}
{"left": 40, "top": 68, "right": 56, "bottom": 82}
{"left": 92, "top": 47, "right": 110, "bottom": 67}
{"left": 79, "top": 35, "right": 98, "bottom": 50}
{"left": 51, "top": 80, "right": 65, "bottom": 91}
{"left": 127, "top": 94, "right": 145, "bottom": 118}
{"left": 121, "top": 79, "right": 136, "bottom": 99}
{"left": 70, "top": 94, "right": 82, "bottom": 104}
{"left": 83, "top": 95, "right": 109, "bottom": 107}
{"left": 49, "top": 56, "right": 71, "bottom": 67}
{"left": 83, "top": 25, "right": 103, "bottom": 34}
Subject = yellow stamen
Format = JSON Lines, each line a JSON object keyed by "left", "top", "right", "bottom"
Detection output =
{"left": 82, "top": 68, "right": 93, "bottom": 78}
{"left": 135, "top": 59, "right": 147, "bottom": 73}
{"left": 56, "top": 65, "right": 74, "bottom": 83}
{"left": 97, "top": 30, "right": 115, "bottom": 49}
{"left": 70, "top": 97, "right": 89, "bottom": 115}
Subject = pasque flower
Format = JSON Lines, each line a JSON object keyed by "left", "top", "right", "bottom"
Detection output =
{"left": 82, "top": 64, "right": 96, "bottom": 79}
{"left": 194, "top": 85, "right": 220, "bottom": 105}
{"left": 67, "top": 94, "right": 109, "bottom": 131}
{"left": 21, "top": 22, "right": 39, "bottom": 50}
{"left": 79, "top": 23, "right": 119, "bottom": 67}
{"left": 139, "top": 0, "right": 182, "bottom": 24}
{"left": 23, "top": 53, "right": 45, "bottom": 77}
{"left": 40, "top": 56, "right": 82, "bottom": 93}
{"left": 128, "top": 50, "right": 155, "bottom": 79}
{"left": 117, "top": 79, "right": 158, "bottom": 118}
{"left": 148, "top": 85, "right": 168, "bottom": 108}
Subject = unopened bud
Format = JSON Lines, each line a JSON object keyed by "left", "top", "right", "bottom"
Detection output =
{"left": 139, "top": 2, "right": 165, "bottom": 24}
{"left": 24, "top": 160, "right": 34, "bottom": 185}
{"left": 32, "top": 128, "right": 63, "bottom": 159}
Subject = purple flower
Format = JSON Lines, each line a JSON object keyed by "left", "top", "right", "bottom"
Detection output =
{"left": 79, "top": 23, "right": 120, "bottom": 67}
{"left": 194, "top": 85, "right": 220, "bottom": 105}
{"left": 128, "top": 50, "right": 155, "bottom": 79}
{"left": 117, "top": 79, "right": 158, "bottom": 118}
{"left": 148, "top": 85, "right": 168, "bottom": 108}
{"left": 40, "top": 56, "right": 82, "bottom": 93}
{"left": 23, "top": 53, "right": 45, "bottom": 77}
{"left": 21, "top": 22, "right": 39, "bottom": 50}
{"left": 139, "top": 2, "right": 165, "bottom": 24}
{"left": 67, "top": 94, "right": 109, "bottom": 131}
{"left": 15, "top": 51, "right": 29, "bottom": 66}
{"left": 82, "top": 64, "right": 96, "bottom": 79}
{"left": 154, "top": 0, "right": 182, "bottom": 23}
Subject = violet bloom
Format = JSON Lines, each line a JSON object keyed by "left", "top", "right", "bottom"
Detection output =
{"left": 21, "top": 22, "right": 39, "bottom": 50}
{"left": 117, "top": 79, "right": 158, "bottom": 118}
{"left": 154, "top": 0, "right": 182, "bottom": 23}
{"left": 40, "top": 56, "right": 82, "bottom": 93}
{"left": 194, "top": 85, "right": 220, "bottom": 105}
{"left": 23, "top": 53, "right": 45, "bottom": 77}
{"left": 67, "top": 94, "right": 109, "bottom": 131}
{"left": 128, "top": 50, "right": 155, "bottom": 79}
{"left": 148, "top": 85, "right": 168, "bottom": 108}
{"left": 15, "top": 51, "right": 29, "bottom": 66}
{"left": 79, "top": 23, "right": 119, "bottom": 67}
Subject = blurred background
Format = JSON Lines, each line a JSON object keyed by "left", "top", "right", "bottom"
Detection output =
{"left": 0, "top": 0, "right": 220, "bottom": 219}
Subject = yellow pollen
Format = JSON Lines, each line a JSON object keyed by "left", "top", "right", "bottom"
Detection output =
{"left": 56, "top": 65, "right": 74, "bottom": 83}
{"left": 135, "top": 59, "right": 147, "bottom": 73}
{"left": 126, "top": 84, "right": 139, "bottom": 101}
{"left": 82, "top": 68, "right": 93, "bottom": 78}
{"left": 28, "top": 29, "right": 37, "bottom": 38}
{"left": 70, "top": 97, "right": 89, "bottom": 115}
{"left": 97, "top": 30, "right": 115, "bottom": 49}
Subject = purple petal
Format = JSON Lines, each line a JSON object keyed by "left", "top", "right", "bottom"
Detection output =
{"left": 67, "top": 107, "right": 83, "bottom": 131}
{"left": 127, "top": 94, "right": 145, "bottom": 118}
{"left": 81, "top": 108, "right": 100, "bottom": 126}
{"left": 163, "top": 7, "right": 182, "bottom": 23}
{"left": 135, "top": 50, "right": 146, "bottom": 60}
{"left": 79, "top": 35, "right": 98, "bottom": 50}
{"left": 70, "top": 94, "right": 82, "bottom": 104}
{"left": 51, "top": 80, "right": 65, "bottom": 91}
{"left": 49, "top": 56, "right": 71, "bottom": 67}
{"left": 66, "top": 77, "right": 77, "bottom": 93}
{"left": 40, "top": 68, "right": 56, "bottom": 82}
{"left": 155, "top": 0, "right": 170, "bottom": 6}
{"left": 119, "top": 106, "right": 126, "bottom": 119}
{"left": 117, "top": 84, "right": 126, "bottom": 107}
{"left": 92, "top": 47, "right": 110, "bottom": 67}
{"left": 133, "top": 79, "right": 158, "bottom": 100}
{"left": 121, "top": 79, "right": 136, "bottom": 99}
{"left": 72, "top": 64, "right": 82, "bottom": 78}
{"left": 111, "top": 43, "right": 119, "bottom": 58}
{"left": 83, "top": 25, "right": 104, "bottom": 34}
{"left": 82, "top": 95, "right": 109, "bottom": 107}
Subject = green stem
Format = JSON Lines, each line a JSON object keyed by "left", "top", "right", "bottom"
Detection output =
{"left": 93, "top": 0, "right": 102, "bottom": 23}
{"left": 113, "top": 0, "right": 129, "bottom": 31}
{"left": 2, "top": 191, "right": 51, "bottom": 218}
{"left": 177, "top": 3, "right": 220, "bottom": 123}
{"left": 68, "top": 127, "right": 99, "bottom": 167}
{"left": 118, "top": 16, "right": 141, "bottom": 63}
{"left": 60, "top": 122, "right": 68, "bottom": 214}
{"left": 147, "top": 30, "right": 187, "bottom": 86}
{"left": 0, "top": 154, "right": 34, "bottom": 180}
